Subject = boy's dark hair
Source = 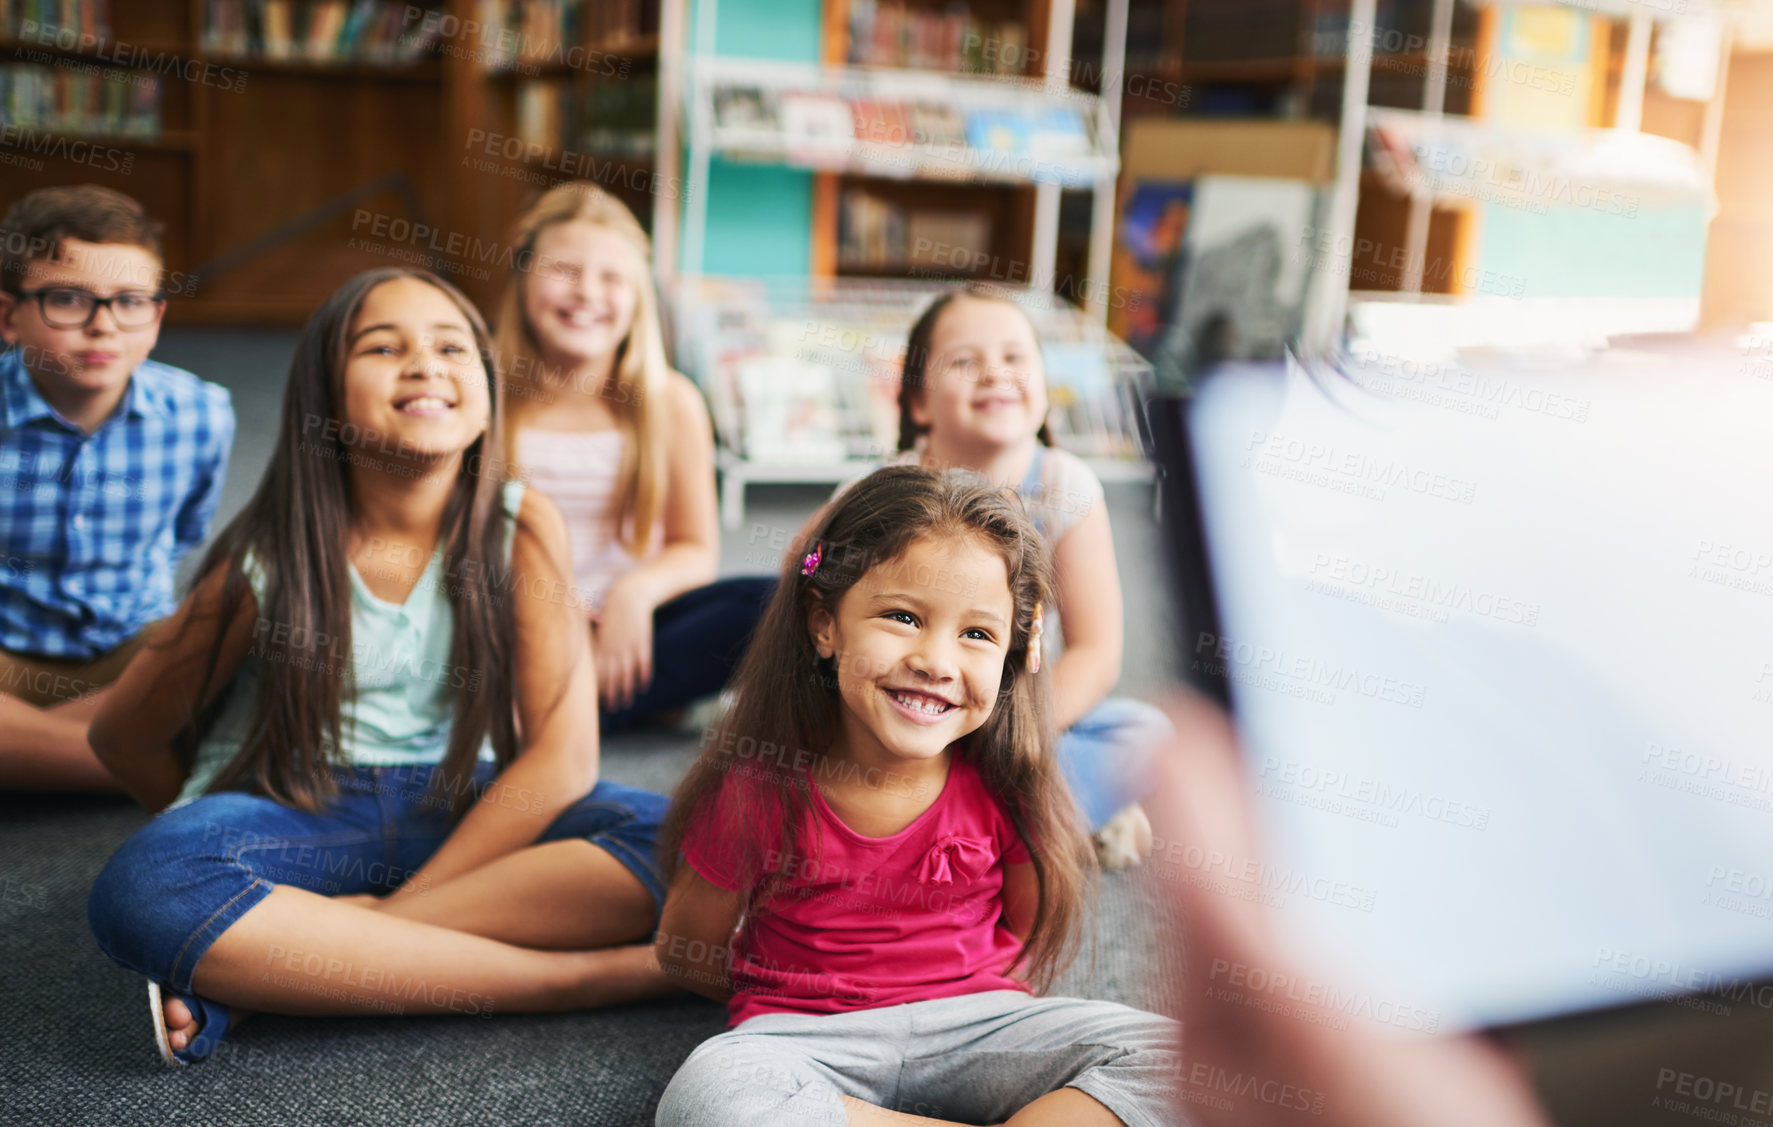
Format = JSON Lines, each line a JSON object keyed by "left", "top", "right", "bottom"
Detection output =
{"left": 0, "top": 185, "right": 165, "bottom": 296}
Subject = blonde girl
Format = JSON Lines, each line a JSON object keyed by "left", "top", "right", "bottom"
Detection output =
{"left": 494, "top": 183, "right": 772, "bottom": 730}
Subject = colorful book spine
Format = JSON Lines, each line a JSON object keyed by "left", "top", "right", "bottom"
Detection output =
{"left": 845, "top": 0, "right": 1026, "bottom": 76}
{"left": 1, "top": 0, "right": 110, "bottom": 42}
{"left": 196, "top": 0, "right": 447, "bottom": 62}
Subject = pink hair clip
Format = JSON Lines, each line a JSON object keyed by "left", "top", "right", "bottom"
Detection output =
{"left": 800, "top": 541, "right": 823, "bottom": 577}
{"left": 1028, "top": 601, "right": 1044, "bottom": 674}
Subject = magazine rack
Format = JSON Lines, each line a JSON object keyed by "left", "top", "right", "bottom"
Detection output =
{"left": 670, "top": 276, "right": 1155, "bottom": 528}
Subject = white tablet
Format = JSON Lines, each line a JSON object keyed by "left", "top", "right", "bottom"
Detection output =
{"left": 1152, "top": 354, "right": 1773, "bottom": 1037}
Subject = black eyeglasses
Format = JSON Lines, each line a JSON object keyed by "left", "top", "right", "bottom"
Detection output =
{"left": 18, "top": 287, "right": 166, "bottom": 329}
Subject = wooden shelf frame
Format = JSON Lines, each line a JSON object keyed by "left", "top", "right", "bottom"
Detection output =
{"left": 0, "top": 0, "right": 665, "bottom": 324}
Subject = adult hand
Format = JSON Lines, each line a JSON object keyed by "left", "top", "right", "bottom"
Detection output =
{"left": 1149, "top": 692, "right": 1553, "bottom": 1127}
{"left": 594, "top": 577, "right": 656, "bottom": 712}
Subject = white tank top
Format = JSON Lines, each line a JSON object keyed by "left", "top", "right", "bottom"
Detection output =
{"left": 516, "top": 427, "right": 664, "bottom": 615}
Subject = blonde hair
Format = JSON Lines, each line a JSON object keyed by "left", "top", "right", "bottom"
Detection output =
{"left": 494, "top": 182, "right": 669, "bottom": 553}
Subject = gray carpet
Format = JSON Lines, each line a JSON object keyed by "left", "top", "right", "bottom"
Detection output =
{"left": 0, "top": 737, "right": 1184, "bottom": 1126}
{"left": 3, "top": 329, "right": 1185, "bottom": 1125}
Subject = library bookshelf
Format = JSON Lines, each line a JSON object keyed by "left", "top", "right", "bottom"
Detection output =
{"left": 657, "top": 0, "right": 1154, "bottom": 526}
{"left": 0, "top": 1, "right": 662, "bottom": 325}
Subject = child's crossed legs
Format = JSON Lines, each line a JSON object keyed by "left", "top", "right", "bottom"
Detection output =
{"left": 656, "top": 990, "right": 1181, "bottom": 1127}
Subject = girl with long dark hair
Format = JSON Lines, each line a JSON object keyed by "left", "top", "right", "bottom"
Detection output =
{"left": 653, "top": 465, "right": 1178, "bottom": 1126}
{"left": 85, "top": 269, "right": 674, "bottom": 1066}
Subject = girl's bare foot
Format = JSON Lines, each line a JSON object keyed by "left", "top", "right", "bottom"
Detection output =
{"left": 163, "top": 992, "right": 251, "bottom": 1054}
{"left": 1093, "top": 802, "right": 1153, "bottom": 870}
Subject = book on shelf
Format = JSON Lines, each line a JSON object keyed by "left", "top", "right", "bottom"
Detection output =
{"left": 846, "top": 0, "right": 1025, "bottom": 77}
{"left": 261, "top": 0, "right": 293, "bottom": 57}
{"left": 963, "top": 107, "right": 1027, "bottom": 154}
{"left": 203, "top": 0, "right": 249, "bottom": 54}
{"left": 517, "top": 78, "right": 565, "bottom": 148}
{"left": 471, "top": 0, "right": 584, "bottom": 69}
{"left": 713, "top": 84, "right": 778, "bottom": 132}
{"left": 2, "top": 0, "right": 110, "bottom": 42}
{"left": 839, "top": 188, "right": 906, "bottom": 269}
{"left": 779, "top": 91, "right": 853, "bottom": 154}
{"left": 585, "top": 0, "right": 656, "bottom": 46}
{"left": 201, "top": 0, "right": 443, "bottom": 63}
{"left": 907, "top": 101, "right": 965, "bottom": 149}
{"left": 839, "top": 188, "right": 991, "bottom": 275}
{"left": 849, "top": 98, "right": 909, "bottom": 147}
{"left": 0, "top": 62, "right": 159, "bottom": 136}
{"left": 964, "top": 105, "right": 1091, "bottom": 158}
{"left": 733, "top": 354, "right": 848, "bottom": 463}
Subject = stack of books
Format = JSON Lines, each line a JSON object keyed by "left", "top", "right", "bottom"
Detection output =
{"left": 0, "top": 62, "right": 159, "bottom": 135}
{"left": 203, "top": 0, "right": 444, "bottom": 63}
{"left": 2, "top": 0, "right": 110, "bottom": 42}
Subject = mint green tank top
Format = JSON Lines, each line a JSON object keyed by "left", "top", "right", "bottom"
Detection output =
{"left": 172, "top": 481, "right": 525, "bottom": 808}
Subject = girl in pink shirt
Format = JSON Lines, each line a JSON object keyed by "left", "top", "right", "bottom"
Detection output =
{"left": 653, "top": 465, "right": 1179, "bottom": 1127}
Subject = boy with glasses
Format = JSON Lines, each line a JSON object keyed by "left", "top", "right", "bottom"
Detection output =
{"left": 0, "top": 185, "right": 234, "bottom": 790}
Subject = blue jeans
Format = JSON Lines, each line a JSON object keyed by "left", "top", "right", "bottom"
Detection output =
{"left": 87, "top": 762, "right": 669, "bottom": 995}
{"left": 602, "top": 576, "right": 777, "bottom": 732}
{"left": 1058, "top": 698, "right": 1171, "bottom": 831}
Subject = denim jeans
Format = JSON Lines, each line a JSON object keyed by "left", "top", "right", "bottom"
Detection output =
{"left": 87, "top": 761, "right": 668, "bottom": 994}
{"left": 602, "top": 576, "right": 777, "bottom": 732}
{"left": 1058, "top": 698, "right": 1171, "bottom": 831}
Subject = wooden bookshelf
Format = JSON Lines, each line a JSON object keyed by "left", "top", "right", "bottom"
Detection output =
{"left": 0, "top": 0, "right": 662, "bottom": 325}
{"left": 809, "top": 0, "right": 1060, "bottom": 285}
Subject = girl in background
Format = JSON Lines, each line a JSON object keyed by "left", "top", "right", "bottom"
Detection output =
{"left": 494, "top": 183, "right": 772, "bottom": 731}
{"left": 87, "top": 269, "right": 672, "bottom": 1066}
{"left": 655, "top": 465, "right": 1178, "bottom": 1126}
{"left": 807, "top": 284, "right": 1166, "bottom": 866}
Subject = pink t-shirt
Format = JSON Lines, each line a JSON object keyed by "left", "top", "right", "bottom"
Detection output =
{"left": 682, "top": 755, "right": 1033, "bottom": 1027}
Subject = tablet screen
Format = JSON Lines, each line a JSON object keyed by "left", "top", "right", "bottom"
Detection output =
{"left": 1181, "top": 354, "right": 1773, "bottom": 1033}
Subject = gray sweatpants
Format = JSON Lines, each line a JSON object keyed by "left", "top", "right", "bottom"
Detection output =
{"left": 654, "top": 990, "right": 1183, "bottom": 1127}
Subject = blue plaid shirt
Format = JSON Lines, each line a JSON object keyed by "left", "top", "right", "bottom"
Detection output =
{"left": 0, "top": 350, "right": 235, "bottom": 660}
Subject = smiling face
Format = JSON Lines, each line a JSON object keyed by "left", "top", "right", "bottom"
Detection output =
{"left": 809, "top": 533, "right": 1016, "bottom": 768}
{"left": 0, "top": 237, "right": 163, "bottom": 401}
{"left": 522, "top": 219, "right": 643, "bottom": 370}
{"left": 339, "top": 277, "right": 491, "bottom": 463}
{"left": 910, "top": 295, "right": 1049, "bottom": 453}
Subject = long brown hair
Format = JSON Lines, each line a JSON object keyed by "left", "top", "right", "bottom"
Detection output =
{"left": 493, "top": 182, "right": 669, "bottom": 553}
{"left": 178, "top": 268, "right": 519, "bottom": 815}
{"left": 897, "top": 284, "right": 1053, "bottom": 453}
{"left": 658, "top": 465, "right": 1092, "bottom": 991}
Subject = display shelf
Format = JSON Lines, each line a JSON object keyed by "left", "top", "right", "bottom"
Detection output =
{"left": 670, "top": 275, "right": 1154, "bottom": 527}
{"left": 696, "top": 58, "right": 1116, "bottom": 188}
{"left": 1365, "top": 106, "right": 1714, "bottom": 211}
